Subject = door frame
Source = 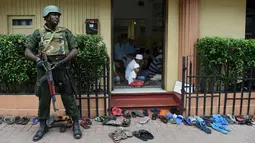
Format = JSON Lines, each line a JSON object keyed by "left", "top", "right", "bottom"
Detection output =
{"left": 110, "top": 0, "right": 167, "bottom": 91}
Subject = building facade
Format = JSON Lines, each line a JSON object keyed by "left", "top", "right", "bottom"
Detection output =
{"left": 0, "top": 0, "right": 249, "bottom": 116}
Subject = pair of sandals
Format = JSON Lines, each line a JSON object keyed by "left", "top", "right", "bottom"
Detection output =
{"left": 202, "top": 115, "right": 231, "bottom": 134}
{"left": 166, "top": 114, "right": 183, "bottom": 124}
{"left": 111, "top": 107, "right": 122, "bottom": 116}
{"left": 132, "top": 129, "right": 154, "bottom": 141}
{"left": 235, "top": 115, "right": 254, "bottom": 126}
{"left": 94, "top": 116, "right": 106, "bottom": 122}
{"left": 109, "top": 128, "right": 132, "bottom": 143}
{"left": 14, "top": 116, "right": 30, "bottom": 125}
{"left": 80, "top": 118, "right": 92, "bottom": 129}
{"left": 131, "top": 110, "right": 145, "bottom": 118}
{"left": 3, "top": 116, "right": 30, "bottom": 125}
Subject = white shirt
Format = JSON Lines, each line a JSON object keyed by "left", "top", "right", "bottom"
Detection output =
{"left": 125, "top": 59, "right": 137, "bottom": 80}
{"left": 128, "top": 70, "right": 137, "bottom": 85}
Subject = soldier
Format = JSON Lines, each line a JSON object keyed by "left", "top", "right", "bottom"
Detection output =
{"left": 24, "top": 5, "right": 82, "bottom": 141}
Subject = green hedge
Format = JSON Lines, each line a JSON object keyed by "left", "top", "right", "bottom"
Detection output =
{"left": 0, "top": 34, "right": 108, "bottom": 93}
{"left": 196, "top": 36, "right": 255, "bottom": 84}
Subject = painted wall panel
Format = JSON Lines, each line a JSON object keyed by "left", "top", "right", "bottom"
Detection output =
{"left": 200, "top": 0, "right": 246, "bottom": 38}
{"left": 0, "top": 0, "right": 100, "bottom": 34}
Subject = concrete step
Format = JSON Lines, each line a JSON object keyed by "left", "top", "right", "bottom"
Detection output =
{"left": 110, "top": 92, "right": 181, "bottom": 109}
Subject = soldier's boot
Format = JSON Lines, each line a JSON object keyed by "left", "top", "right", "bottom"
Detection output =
{"left": 33, "top": 119, "right": 49, "bottom": 142}
{"left": 72, "top": 116, "right": 82, "bottom": 139}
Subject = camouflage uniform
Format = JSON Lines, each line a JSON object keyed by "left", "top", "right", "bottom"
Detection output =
{"left": 25, "top": 24, "right": 79, "bottom": 120}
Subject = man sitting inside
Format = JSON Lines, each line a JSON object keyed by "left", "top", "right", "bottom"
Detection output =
{"left": 128, "top": 63, "right": 144, "bottom": 87}
{"left": 140, "top": 49, "right": 163, "bottom": 80}
{"left": 125, "top": 54, "right": 143, "bottom": 81}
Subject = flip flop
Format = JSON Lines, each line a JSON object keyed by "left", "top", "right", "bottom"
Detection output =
{"left": 227, "top": 114, "right": 237, "bottom": 123}
{"left": 151, "top": 108, "right": 160, "bottom": 113}
{"left": 132, "top": 131, "right": 148, "bottom": 141}
{"left": 235, "top": 116, "right": 246, "bottom": 124}
{"left": 138, "top": 117, "right": 150, "bottom": 124}
{"left": 139, "top": 129, "right": 154, "bottom": 140}
{"left": 14, "top": 116, "right": 22, "bottom": 124}
{"left": 143, "top": 109, "right": 149, "bottom": 116}
{"left": 221, "top": 115, "right": 234, "bottom": 124}
{"left": 21, "top": 117, "right": 30, "bottom": 125}
{"left": 175, "top": 115, "right": 183, "bottom": 125}
{"left": 212, "top": 114, "right": 229, "bottom": 125}
{"left": 185, "top": 116, "right": 197, "bottom": 125}
{"left": 122, "top": 110, "right": 131, "bottom": 119}
{"left": 151, "top": 113, "right": 158, "bottom": 120}
{"left": 210, "top": 122, "right": 228, "bottom": 134}
{"left": 102, "top": 116, "right": 116, "bottom": 125}
{"left": 214, "top": 122, "right": 231, "bottom": 131}
{"left": 195, "top": 117, "right": 212, "bottom": 134}
{"left": 168, "top": 118, "right": 176, "bottom": 124}
{"left": 109, "top": 132, "right": 122, "bottom": 143}
{"left": 32, "top": 117, "right": 38, "bottom": 125}
{"left": 131, "top": 110, "right": 144, "bottom": 118}
{"left": 115, "top": 128, "right": 127, "bottom": 140}
{"left": 169, "top": 114, "right": 178, "bottom": 124}
{"left": 112, "top": 107, "right": 122, "bottom": 116}
{"left": 122, "top": 118, "right": 131, "bottom": 127}
{"left": 95, "top": 116, "right": 103, "bottom": 122}
{"left": 80, "top": 120, "right": 90, "bottom": 129}
{"left": 82, "top": 118, "right": 92, "bottom": 125}
{"left": 4, "top": 117, "right": 15, "bottom": 125}
{"left": 165, "top": 113, "right": 173, "bottom": 119}
{"left": 158, "top": 115, "right": 168, "bottom": 124}
{"left": 121, "top": 128, "right": 133, "bottom": 137}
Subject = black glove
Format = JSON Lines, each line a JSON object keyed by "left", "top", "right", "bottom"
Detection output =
{"left": 36, "top": 59, "right": 44, "bottom": 68}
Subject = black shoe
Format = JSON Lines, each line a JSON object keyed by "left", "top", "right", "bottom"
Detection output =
{"left": 73, "top": 121, "right": 82, "bottom": 139}
{"left": 32, "top": 125, "right": 49, "bottom": 142}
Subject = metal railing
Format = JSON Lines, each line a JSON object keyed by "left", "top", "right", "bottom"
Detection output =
{"left": 74, "top": 57, "right": 111, "bottom": 118}
{"left": 181, "top": 56, "right": 255, "bottom": 116}
{"left": 0, "top": 57, "right": 111, "bottom": 118}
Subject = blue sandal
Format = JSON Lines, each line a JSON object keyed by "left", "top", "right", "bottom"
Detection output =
{"left": 210, "top": 122, "right": 228, "bottom": 134}
{"left": 185, "top": 116, "right": 197, "bottom": 126}
{"left": 212, "top": 114, "right": 229, "bottom": 125}
{"left": 195, "top": 117, "right": 212, "bottom": 134}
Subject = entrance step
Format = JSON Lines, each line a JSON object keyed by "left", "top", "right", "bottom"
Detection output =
{"left": 110, "top": 92, "right": 181, "bottom": 109}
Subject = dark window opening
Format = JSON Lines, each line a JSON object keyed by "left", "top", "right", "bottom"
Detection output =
{"left": 12, "top": 19, "right": 32, "bottom": 26}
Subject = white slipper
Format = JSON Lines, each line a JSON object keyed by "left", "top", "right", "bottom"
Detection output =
{"left": 138, "top": 117, "right": 150, "bottom": 124}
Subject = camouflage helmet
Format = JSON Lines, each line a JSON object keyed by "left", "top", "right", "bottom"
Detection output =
{"left": 43, "top": 5, "right": 61, "bottom": 17}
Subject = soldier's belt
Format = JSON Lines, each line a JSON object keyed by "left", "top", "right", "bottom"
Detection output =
{"left": 46, "top": 55, "right": 66, "bottom": 63}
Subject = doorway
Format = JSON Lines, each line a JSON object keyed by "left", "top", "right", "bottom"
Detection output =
{"left": 112, "top": 0, "right": 166, "bottom": 90}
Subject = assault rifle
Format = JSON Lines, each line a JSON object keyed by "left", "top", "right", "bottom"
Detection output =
{"left": 42, "top": 53, "right": 57, "bottom": 112}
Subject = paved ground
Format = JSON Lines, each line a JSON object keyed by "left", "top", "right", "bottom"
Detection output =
{"left": 0, "top": 117, "right": 255, "bottom": 143}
